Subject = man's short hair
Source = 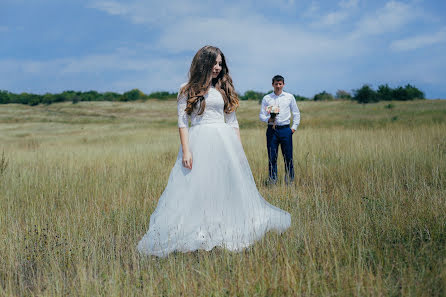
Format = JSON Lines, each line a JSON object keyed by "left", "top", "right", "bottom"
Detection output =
{"left": 272, "top": 75, "right": 285, "bottom": 84}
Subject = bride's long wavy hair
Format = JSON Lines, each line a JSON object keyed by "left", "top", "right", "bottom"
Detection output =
{"left": 180, "top": 45, "right": 239, "bottom": 115}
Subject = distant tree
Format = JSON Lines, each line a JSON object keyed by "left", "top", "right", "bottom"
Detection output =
{"left": 147, "top": 91, "right": 177, "bottom": 100}
{"left": 103, "top": 92, "right": 121, "bottom": 101}
{"left": 83, "top": 90, "right": 100, "bottom": 101}
{"left": 17, "top": 92, "right": 31, "bottom": 105}
{"left": 0, "top": 90, "right": 10, "bottom": 104}
{"left": 335, "top": 90, "right": 352, "bottom": 100}
{"left": 122, "top": 89, "right": 146, "bottom": 101}
{"left": 42, "top": 93, "right": 54, "bottom": 104}
{"left": 353, "top": 85, "right": 378, "bottom": 103}
{"left": 294, "top": 94, "right": 309, "bottom": 101}
{"left": 377, "top": 84, "right": 393, "bottom": 101}
{"left": 404, "top": 84, "right": 425, "bottom": 100}
{"left": 27, "top": 94, "right": 42, "bottom": 106}
{"left": 61, "top": 90, "right": 76, "bottom": 101}
{"left": 377, "top": 84, "right": 425, "bottom": 101}
{"left": 313, "top": 91, "right": 334, "bottom": 101}
{"left": 240, "top": 90, "right": 265, "bottom": 101}
{"left": 392, "top": 86, "right": 413, "bottom": 101}
{"left": 2, "top": 84, "right": 423, "bottom": 106}
{"left": 7, "top": 93, "right": 18, "bottom": 103}
{"left": 52, "top": 93, "right": 66, "bottom": 103}
{"left": 71, "top": 96, "right": 80, "bottom": 104}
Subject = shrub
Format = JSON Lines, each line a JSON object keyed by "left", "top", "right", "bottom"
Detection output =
{"left": 123, "top": 89, "right": 148, "bottom": 101}
{"left": 147, "top": 91, "right": 177, "bottom": 100}
{"left": 406, "top": 84, "right": 425, "bottom": 99}
{"left": 353, "top": 85, "right": 378, "bottom": 103}
{"left": 103, "top": 92, "right": 121, "bottom": 101}
{"left": 372, "top": 84, "right": 424, "bottom": 102}
{"left": 377, "top": 84, "right": 393, "bottom": 101}
{"left": 313, "top": 91, "right": 334, "bottom": 101}
{"left": 240, "top": 90, "right": 266, "bottom": 101}
{"left": 294, "top": 94, "right": 309, "bottom": 101}
{"left": 335, "top": 90, "right": 352, "bottom": 100}
{"left": 0, "top": 90, "right": 10, "bottom": 104}
{"left": 72, "top": 96, "right": 80, "bottom": 104}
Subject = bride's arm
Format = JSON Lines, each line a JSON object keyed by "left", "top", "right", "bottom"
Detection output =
{"left": 177, "top": 86, "right": 192, "bottom": 169}
{"left": 179, "top": 127, "right": 192, "bottom": 169}
{"left": 233, "top": 128, "right": 241, "bottom": 143}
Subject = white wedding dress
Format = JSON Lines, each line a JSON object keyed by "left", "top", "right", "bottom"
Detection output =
{"left": 137, "top": 85, "right": 291, "bottom": 257}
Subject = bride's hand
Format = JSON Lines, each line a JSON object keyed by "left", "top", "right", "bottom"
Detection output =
{"left": 182, "top": 150, "right": 193, "bottom": 169}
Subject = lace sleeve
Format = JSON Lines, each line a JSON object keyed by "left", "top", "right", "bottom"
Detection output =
{"left": 225, "top": 111, "right": 239, "bottom": 128}
{"left": 177, "top": 90, "right": 189, "bottom": 128}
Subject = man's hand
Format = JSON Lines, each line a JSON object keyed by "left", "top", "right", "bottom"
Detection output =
{"left": 291, "top": 129, "right": 295, "bottom": 133}
{"left": 182, "top": 150, "right": 193, "bottom": 169}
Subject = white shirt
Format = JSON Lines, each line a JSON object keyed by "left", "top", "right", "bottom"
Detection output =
{"left": 259, "top": 91, "right": 301, "bottom": 130}
{"left": 177, "top": 85, "right": 239, "bottom": 129}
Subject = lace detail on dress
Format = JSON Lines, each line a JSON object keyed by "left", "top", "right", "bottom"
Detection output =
{"left": 177, "top": 85, "right": 238, "bottom": 128}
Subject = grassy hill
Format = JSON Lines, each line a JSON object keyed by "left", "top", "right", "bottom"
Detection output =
{"left": 0, "top": 100, "right": 445, "bottom": 296}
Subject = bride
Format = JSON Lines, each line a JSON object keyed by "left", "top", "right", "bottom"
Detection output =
{"left": 137, "top": 45, "right": 291, "bottom": 257}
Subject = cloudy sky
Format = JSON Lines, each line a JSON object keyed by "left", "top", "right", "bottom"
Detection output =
{"left": 1, "top": 0, "right": 446, "bottom": 98}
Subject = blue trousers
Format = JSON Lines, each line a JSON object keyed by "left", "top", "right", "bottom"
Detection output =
{"left": 266, "top": 125, "right": 294, "bottom": 182}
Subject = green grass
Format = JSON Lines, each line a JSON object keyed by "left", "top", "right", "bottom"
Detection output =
{"left": 0, "top": 99, "right": 445, "bottom": 296}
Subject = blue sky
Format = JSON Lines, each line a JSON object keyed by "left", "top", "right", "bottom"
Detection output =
{"left": 1, "top": 0, "right": 446, "bottom": 98}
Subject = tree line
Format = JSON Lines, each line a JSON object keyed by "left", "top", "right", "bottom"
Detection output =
{"left": 0, "top": 89, "right": 177, "bottom": 106}
{"left": 0, "top": 84, "right": 425, "bottom": 106}
{"left": 241, "top": 84, "right": 425, "bottom": 103}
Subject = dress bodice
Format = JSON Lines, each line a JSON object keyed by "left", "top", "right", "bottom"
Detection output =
{"left": 177, "top": 85, "right": 239, "bottom": 128}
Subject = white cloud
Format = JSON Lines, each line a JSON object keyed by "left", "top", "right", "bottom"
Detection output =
{"left": 313, "top": 0, "right": 358, "bottom": 26}
{"left": 0, "top": 60, "right": 16, "bottom": 75}
{"left": 0, "top": 47, "right": 191, "bottom": 93}
{"left": 61, "top": 54, "right": 149, "bottom": 73}
{"left": 150, "top": 13, "right": 370, "bottom": 95}
{"left": 390, "top": 28, "right": 446, "bottom": 51}
{"left": 303, "top": 1, "right": 320, "bottom": 18}
{"left": 88, "top": 0, "right": 209, "bottom": 25}
{"left": 0, "top": 26, "right": 9, "bottom": 32}
{"left": 367, "top": 53, "right": 446, "bottom": 86}
{"left": 83, "top": 0, "right": 386, "bottom": 95}
{"left": 0, "top": 59, "right": 63, "bottom": 76}
{"left": 0, "top": 53, "right": 150, "bottom": 77}
{"left": 353, "top": 1, "right": 418, "bottom": 37}
{"left": 87, "top": 0, "right": 363, "bottom": 60}
{"left": 320, "top": 11, "right": 349, "bottom": 26}
{"left": 88, "top": 1, "right": 130, "bottom": 16}
{"left": 339, "top": 0, "right": 359, "bottom": 9}
{"left": 157, "top": 14, "right": 362, "bottom": 60}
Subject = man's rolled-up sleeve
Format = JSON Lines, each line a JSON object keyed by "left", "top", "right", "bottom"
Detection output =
{"left": 259, "top": 96, "right": 270, "bottom": 123}
{"left": 290, "top": 95, "right": 300, "bottom": 130}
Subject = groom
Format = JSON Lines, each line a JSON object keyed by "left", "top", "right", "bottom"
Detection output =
{"left": 259, "top": 75, "right": 301, "bottom": 184}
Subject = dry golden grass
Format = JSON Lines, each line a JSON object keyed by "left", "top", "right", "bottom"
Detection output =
{"left": 0, "top": 100, "right": 445, "bottom": 296}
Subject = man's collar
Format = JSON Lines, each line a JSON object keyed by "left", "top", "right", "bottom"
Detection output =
{"left": 271, "top": 91, "right": 285, "bottom": 98}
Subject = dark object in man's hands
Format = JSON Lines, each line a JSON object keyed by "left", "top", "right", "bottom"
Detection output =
{"left": 269, "top": 112, "right": 279, "bottom": 128}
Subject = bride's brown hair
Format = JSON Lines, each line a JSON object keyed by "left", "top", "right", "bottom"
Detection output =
{"left": 180, "top": 45, "right": 239, "bottom": 115}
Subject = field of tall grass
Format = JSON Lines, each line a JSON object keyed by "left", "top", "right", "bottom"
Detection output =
{"left": 0, "top": 99, "right": 445, "bottom": 296}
